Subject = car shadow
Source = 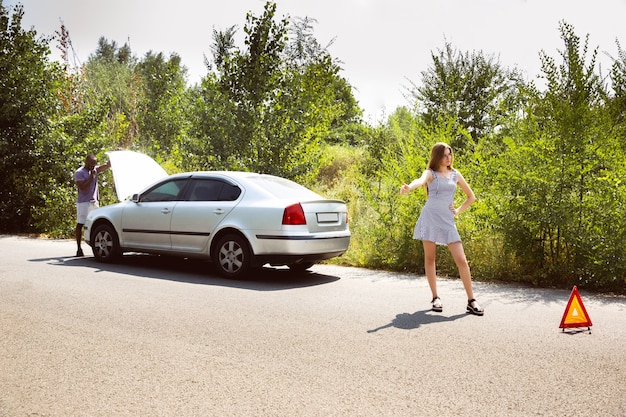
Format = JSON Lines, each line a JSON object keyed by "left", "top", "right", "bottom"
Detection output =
{"left": 28, "top": 253, "right": 340, "bottom": 291}
{"left": 367, "top": 310, "right": 468, "bottom": 333}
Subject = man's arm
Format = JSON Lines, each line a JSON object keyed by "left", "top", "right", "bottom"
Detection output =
{"left": 96, "top": 160, "right": 111, "bottom": 173}
{"left": 76, "top": 170, "right": 95, "bottom": 192}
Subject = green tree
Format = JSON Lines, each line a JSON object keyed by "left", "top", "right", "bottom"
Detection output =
{"left": 607, "top": 40, "right": 626, "bottom": 148}
{"left": 35, "top": 35, "right": 142, "bottom": 238}
{"left": 495, "top": 22, "right": 625, "bottom": 290}
{"left": 408, "top": 42, "right": 524, "bottom": 149}
{"left": 135, "top": 51, "right": 190, "bottom": 162}
{"left": 191, "top": 2, "right": 288, "bottom": 172}
{"left": 0, "top": 2, "right": 63, "bottom": 232}
{"left": 26, "top": 23, "right": 123, "bottom": 237}
{"left": 191, "top": 1, "right": 361, "bottom": 182}
{"left": 83, "top": 37, "right": 140, "bottom": 147}
{"left": 347, "top": 107, "right": 470, "bottom": 272}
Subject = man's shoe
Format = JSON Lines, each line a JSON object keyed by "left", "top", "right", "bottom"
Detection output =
{"left": 76, "top": 248, "right": 84, "bottom": 257}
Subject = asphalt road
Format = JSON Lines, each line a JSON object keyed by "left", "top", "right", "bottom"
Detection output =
{"left": 1, "top": 235, "right": 625, "bottom": 417}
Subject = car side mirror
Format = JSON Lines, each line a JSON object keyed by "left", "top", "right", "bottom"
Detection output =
{"left": 131, "top": 194, "right": 140, "bottom": 203}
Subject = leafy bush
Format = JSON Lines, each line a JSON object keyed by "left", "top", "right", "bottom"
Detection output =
{"left": 2, "top": 0, "right": 625, "bottom": 293}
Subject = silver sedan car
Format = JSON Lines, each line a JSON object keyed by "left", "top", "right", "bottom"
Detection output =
{"left": 84, "top": 171, "right": 350, "bottom": 278}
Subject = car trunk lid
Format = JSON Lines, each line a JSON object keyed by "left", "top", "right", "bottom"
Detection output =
{"left": 299, "top": 200, "right": 348, "bottom": 233}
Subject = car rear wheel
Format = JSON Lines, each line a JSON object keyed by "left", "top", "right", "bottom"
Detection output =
{"left": 213, "top": 234, "right": 250, "bottom": 279}
{"left": 91, "top": 223, "right": 121, "bottom": 263}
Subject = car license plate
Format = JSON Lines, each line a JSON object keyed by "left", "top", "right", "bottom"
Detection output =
{"left": 317, "top": 212, "right": 339, "bottom": 223}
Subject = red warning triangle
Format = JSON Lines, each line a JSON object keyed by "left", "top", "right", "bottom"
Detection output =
{"left": 559, "top": 286, "right": 592, "bottom": 329}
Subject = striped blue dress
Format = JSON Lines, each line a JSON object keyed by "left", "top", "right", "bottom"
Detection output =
{"left": 413, "top": 169, "right": 461, "bottom": 245}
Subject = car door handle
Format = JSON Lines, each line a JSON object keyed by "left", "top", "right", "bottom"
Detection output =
{"left": 213, "top": 208, "right": 224, "bottom": 215}
{"left": 161, "top": 208, "right": 171, "bottom": 214}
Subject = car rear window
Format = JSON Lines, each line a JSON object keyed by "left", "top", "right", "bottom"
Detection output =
{"left": 247, "top": 176, "right": 320, "bottom": 199}
{"left": 187, "top": 179, "right": 242, "bottom": 201}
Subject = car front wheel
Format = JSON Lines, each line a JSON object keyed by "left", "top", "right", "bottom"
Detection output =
{"left": 91, "top": 223, "right": 121, "bottom": 263}
{"left": 213, "top": 234, "right": 250, "bottom": 279}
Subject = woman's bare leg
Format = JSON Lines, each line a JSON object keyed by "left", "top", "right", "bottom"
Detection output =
{"left": 422, "top": 240, "right": 438, "bottom": 298}
{"left": 448, "top": 241, "right": 474, "bottom": 300}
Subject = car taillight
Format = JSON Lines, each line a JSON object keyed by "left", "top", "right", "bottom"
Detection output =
{"left": 282, "top": 203, "right": 306, "bottom": 225}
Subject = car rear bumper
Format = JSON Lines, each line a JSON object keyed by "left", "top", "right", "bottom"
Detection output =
{"left": 253, "top": 233, "right": 350, "bottom": 255}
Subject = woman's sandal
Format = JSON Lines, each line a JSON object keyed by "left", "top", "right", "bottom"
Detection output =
{"left": 466, "top": 298, "right": 484, "bottom": 316}
{"left": 431, "top": 296, "right": 443, "bottom": 312}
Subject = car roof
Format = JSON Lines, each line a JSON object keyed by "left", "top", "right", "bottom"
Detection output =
{"left": 167, "top": 171, "right": 267, "bottom": 179}
{"left": 162, "top": 171, "right": 321, "bottom": 200}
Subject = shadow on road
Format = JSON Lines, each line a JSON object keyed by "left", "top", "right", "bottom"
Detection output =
{"left": 367, "top": 310, "right": 468, "bottom": 333}
{"left": 476, "top": 280, "right": 626, "bottom": 308}
{"left": 28, "top": 253, "right": 340, "bottom": 291}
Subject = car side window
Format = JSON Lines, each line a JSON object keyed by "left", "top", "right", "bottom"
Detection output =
{"left": 140, "top": 179, "right": 188, "bottom": 202}
{"left": 187, "top": 179, "right": 242, "bottom": 202}
{"left": 219, "top": 183, "right": 242, "bottom": 201}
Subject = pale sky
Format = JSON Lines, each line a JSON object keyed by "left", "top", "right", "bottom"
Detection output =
{"left": 6, "top": 0, "right": 626, "bottom": 121}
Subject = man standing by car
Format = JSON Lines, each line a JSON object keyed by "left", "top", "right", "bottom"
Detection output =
{"left": 74, "top": 153, "right": 110, "bottom": 256}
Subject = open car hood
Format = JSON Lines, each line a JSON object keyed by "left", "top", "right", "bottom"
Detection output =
{"left": 106, "top": 150, "right": 168, "bottom": 201}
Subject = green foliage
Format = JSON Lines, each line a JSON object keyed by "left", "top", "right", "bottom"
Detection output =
{"left": 1, "top": 0, "right": 624, "bottom": 293}
{"left": 135, "top": 51, "right": 190, "bottom": 157}
{"left": 0, "top": 2, "right": 64, "bottom": 232}
{"left": 83, "top": 39, "right": 141, "bottom": 147}
{"left": 340, "top": 23, "right": 626, "bottom": 293}
{"left": 608, "top": 40, "right": 626, "bottom": 148}
{"left": 185, "top": 74, "right": 239, "bottom": 171}
{"left": 346, "top": 110, "right": 448, "bottom": 271}
{"left": 484, "top": 22, "right": 626, "bottom": 291}
{"left": 408, "top": 42, "right": 524, "bottom": 148}
{"left": 191, "top": 1, "right": 360, "bottom": 180}
{"left": 208, "top": 1, "right": 291, "bottom": 173}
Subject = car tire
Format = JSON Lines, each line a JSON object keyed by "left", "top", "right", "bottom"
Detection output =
{"left": 91, "top": 223, "right": 121, "bottom": 263}
{"left": 213, "top": 234, "right": 250, "bottom": 279}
